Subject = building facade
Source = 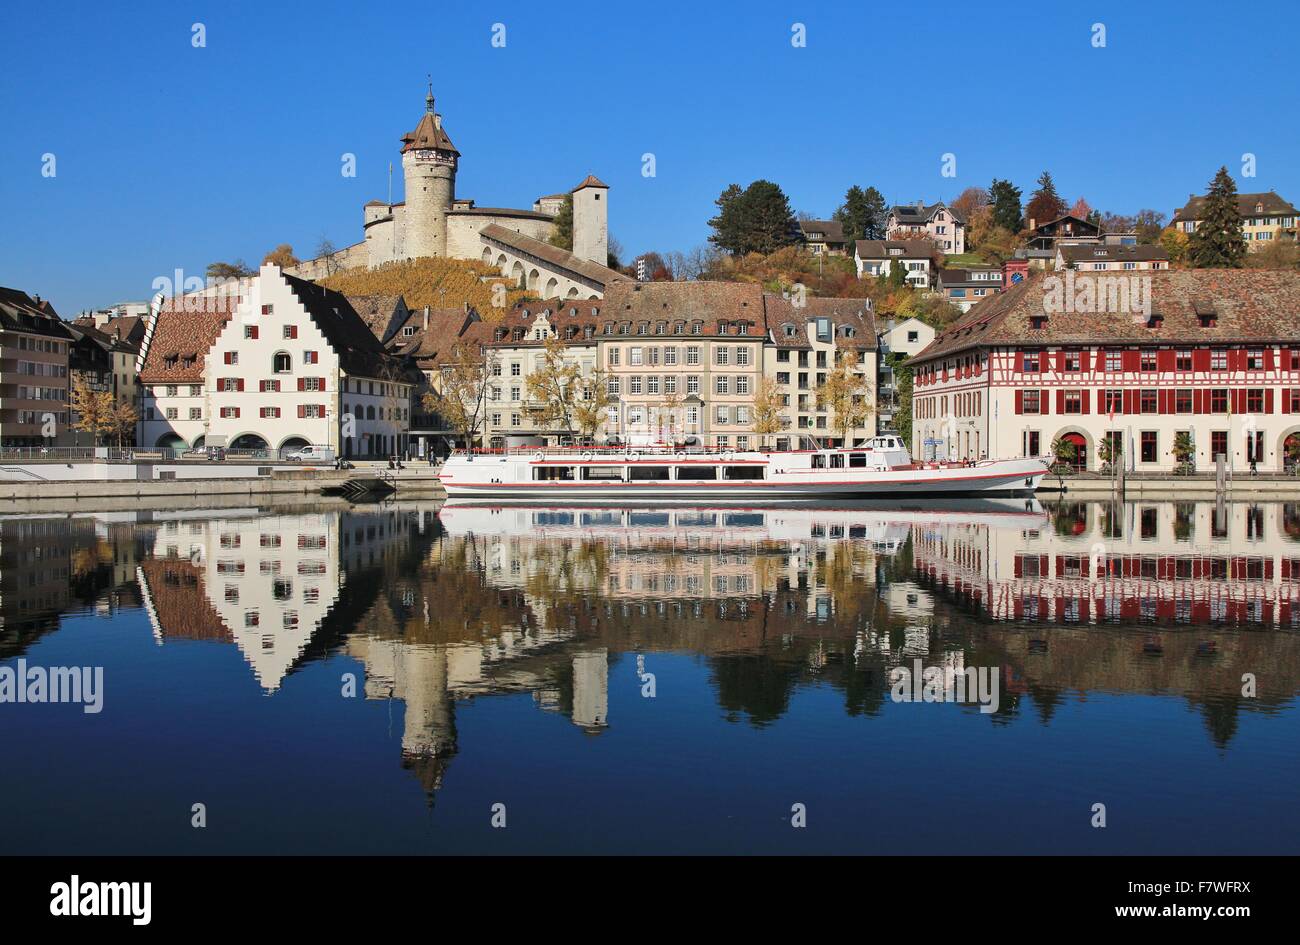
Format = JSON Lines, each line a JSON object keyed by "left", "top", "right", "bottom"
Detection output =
{"left": 886, "top": 202, "right": 965, "bottom": 254}
{"left": 1172, "top": 190, "right": 1298, "bottom": 250}
{"left": 910, "top": 269, "right": 1300, "bottom": 472}
{"left": 0, "top": 288, "right": 71, "bottom": 447}
{"left": 422, "top": 282, "right": 878, "bottom": 451}
{"left": 854, "top": 240, "right": 934, "bottom": 287}
{"left": 138, "top": 266, "right": 413, "bottom": 457}
{"left": 936, "top": 267, "right": 1006, "bottom": 312}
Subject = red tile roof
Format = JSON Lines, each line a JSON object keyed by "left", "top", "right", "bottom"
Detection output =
{"left": 914, "top": 269, "right": 1300, "bottom": 363}
{"left": 137, "top": 297, "right": 237, "bottom": 383}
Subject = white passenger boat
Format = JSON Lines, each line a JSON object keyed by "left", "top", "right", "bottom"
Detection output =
{"left": 438, "top": 436, "right": 1049, "bottom": 500}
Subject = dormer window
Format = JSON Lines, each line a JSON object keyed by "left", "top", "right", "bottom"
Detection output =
{"left": 783, "top": 323, "right": 798, "bottom": 338}
{"left": 1198, "top": 314, "right": 1217, "bottom": 328}
{"left": 403, "top": 326, "right": 416, "bottom": 336}
{"left": 1147, "top": 314, "right": 1164, "bottom": 329}
{"left": 1030, "top": 315, "right": 1048, "bottom": 330}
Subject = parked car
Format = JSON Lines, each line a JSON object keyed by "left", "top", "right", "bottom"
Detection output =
{"left": 284, "top": 445, "right": 336, "bottom": 463}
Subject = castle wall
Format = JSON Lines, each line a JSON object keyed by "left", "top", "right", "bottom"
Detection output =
{"left": 446, "top": 214, "right": 552, "bottom": 261}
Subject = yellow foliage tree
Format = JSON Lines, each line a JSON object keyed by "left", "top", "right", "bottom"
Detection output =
{"left": 69, "top": 376, "right": 114, "bottom": 445}
{"left": 749, "top": 375, "right": 787, "bottom": 449}
{"left": 816, "top": 350, "right": 872, "bottom": 445}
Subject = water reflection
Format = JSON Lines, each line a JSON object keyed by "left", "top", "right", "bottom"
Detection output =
{"left": 2, "top": 498, "right": 1299, "bottom": 810}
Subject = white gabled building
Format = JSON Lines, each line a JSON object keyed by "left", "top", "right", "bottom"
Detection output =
{"left": 138, "top": 265, "right": 414, "bottom": 458}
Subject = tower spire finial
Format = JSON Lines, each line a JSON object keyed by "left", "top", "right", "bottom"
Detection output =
{"left": 425, "top": 75, "right": 434, "bottom": 114}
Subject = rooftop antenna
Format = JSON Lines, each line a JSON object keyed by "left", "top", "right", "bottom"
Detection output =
{"left": 387, "top": 162, "right": 393, "bottom": 206}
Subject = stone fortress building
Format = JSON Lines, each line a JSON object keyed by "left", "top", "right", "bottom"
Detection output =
{"left": 291, "top": 86, "right": 623, "bottom": 299}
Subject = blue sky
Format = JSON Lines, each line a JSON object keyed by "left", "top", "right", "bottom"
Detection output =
{"left": 2, "top": 0, "right": 1298, "bottom": 316}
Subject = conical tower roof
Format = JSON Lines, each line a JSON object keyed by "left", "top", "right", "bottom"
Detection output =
{"left": 400, "top": 83, "right": 459, "bottom": 155}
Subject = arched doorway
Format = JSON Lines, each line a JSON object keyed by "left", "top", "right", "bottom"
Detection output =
{"left": 156, "top": 433, "right": 186, "bottom": 451}
{"left": 1280, "top": 431, "right": 1300, "bottom": 471}
{"left": 279, "top": 436, "right": 310, "bottom": 452}
{"left": 191, "top": 435, "right": 205, "bottom": 450}
{"left": 231, "top": 433, "right": 269, "bottom": 452}
{"left": 1059, "top": 431, "right": 1087, "bottom": 472}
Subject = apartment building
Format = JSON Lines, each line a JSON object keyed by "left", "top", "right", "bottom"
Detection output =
{"left": 762, "top": 295, "right": 876, "bottom": 448}
{"left": 0, "top": 287, "right": 72, "bottom": 447}
{"left": 424, "top": 282, "right": 878, "bottom": 451}
{"left": 910, "top": 269, "right": 1300, "bottom": 471}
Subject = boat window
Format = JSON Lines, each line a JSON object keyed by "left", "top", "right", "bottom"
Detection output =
{"left": 830, "top": 454, "right": 845, "bottom": 468}
{"left": 723, "top": 466, "right": 764, "bottom": 480}
{"left": 676, "top": 465, "right": 718, "bottom": 480}
{"left": 533, "top": 466, "right": 576, "bottom": 481}
{"left": 849, "top": 453, "right": 867, "bottom": 468}
{"left": 628, "top": 465, "right": 672, "bottom": 480}
{"left": 581, "top": 511, "right": 622, "bottom": 527}
{"left": 581, "top": 465, "right": 624, "bottom": 480}
{"left": 812, "top": 455, "right": 826, "bottom": 469}
{"left": 723, "top": 513, "right": 765, "bottom": 527}
{"left": 532, "top": 512, "right": 574, "bottom": 526}
{"left": 676, "top": 512, "right": 716, "bottom": 527}
{"left": 628, "top": 512, "right": 670, "bottom": 526}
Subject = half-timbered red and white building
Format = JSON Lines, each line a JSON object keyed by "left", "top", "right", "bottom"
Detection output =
{"left": 910, "top": 269, "right": 1300, "bottom": 472}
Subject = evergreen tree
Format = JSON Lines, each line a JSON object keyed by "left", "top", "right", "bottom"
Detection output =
{"left": 989, "top": 178, "right": 1023, "bottom": 233}
{"left": 1188, "top": 166, "right": 1246, "bottom": 268}
{"left": 548, "top": 194, "right": 574, "bottom": 250}
{"left": 1025, "top": 170, "right": 1066, "bottom": 227}
{"left": 707, "top": 180, "right": 798, "bottom": 255}
{"left": 834, "top": 185, "right": 887, "bottom": 242}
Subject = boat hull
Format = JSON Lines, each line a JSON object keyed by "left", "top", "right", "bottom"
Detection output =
{"left": 440, "top": 458, "right": 1048, "bottom": 501}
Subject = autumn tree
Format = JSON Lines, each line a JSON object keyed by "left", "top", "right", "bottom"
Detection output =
{"left": 573, "top": 366, "right": 615, "bottom": 443}
{"left": 1188, "top": 166, "right": 1247, "bottom": 268}
{"left": 206, "top": 260, "right": 255, "bottom": 281}
{"left": 108, "top": 397, "right": 138, "bottom": 447}
{"left": 749, "top": 375, "right": 787, "bottom": 449}
{"left": 1160, "top": 227, "right": 1190, "bottom": 266}
{"left": 425, "top": 342, "right": 497, "bottom": 452}
{"left": 525, "top": 334, "right": 609, "bottom": 442}
{"left": 1025, "top": 171, "right": 1066, "bottom": 227}
{"left": 816, "top": 350, "right": 872, "bottom": 445}
{"left": 549, "top": 193, "right": 574, "bottom": 250}
{"left": 69, "top": 376, "right": 114, "bottom": 445}
{"left": 1133, "top": 209, "right": 1167, "bottom": 244}
{"left": 951, "top": 186, "right": 990, "bottom": 222}
{"left": 263, "top": 244, "right": 300, "bottom": 268}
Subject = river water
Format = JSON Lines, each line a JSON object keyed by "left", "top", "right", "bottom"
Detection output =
{"left": 1, "top": 497, "right": 1296, "bottom": 853}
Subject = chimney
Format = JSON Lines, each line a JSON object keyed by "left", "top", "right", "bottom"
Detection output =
{"left": 423, "top": 305, "right": 429, "bottom": 331}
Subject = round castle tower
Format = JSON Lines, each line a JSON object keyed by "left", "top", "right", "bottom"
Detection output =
{"left": 400, "top": 84, "right": 459, "bottom": 260}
